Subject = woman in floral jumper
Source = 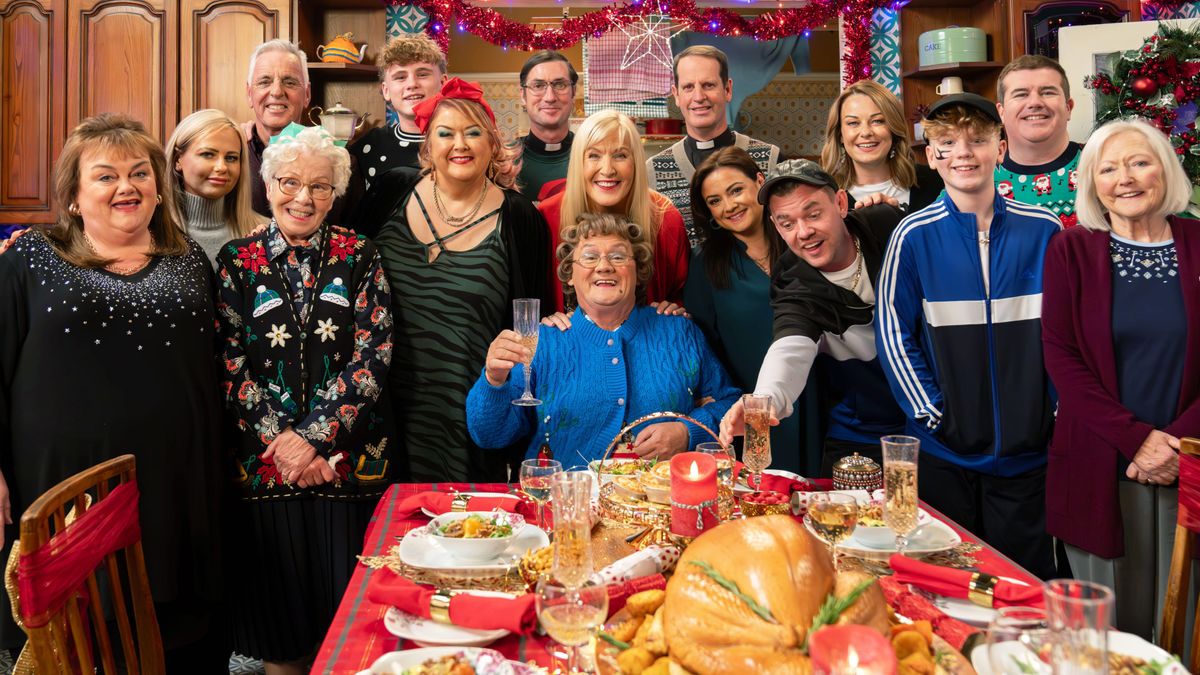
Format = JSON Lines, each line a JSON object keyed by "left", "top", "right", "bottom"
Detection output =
{"left": 215, "top": 124, "right": 394, "bottom": 674}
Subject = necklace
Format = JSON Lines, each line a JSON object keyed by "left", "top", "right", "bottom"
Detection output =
{"left": 432, "top": 176, "right": 489, "bottom": 225}
{"left": 83, "top": 231, "right": 152, "bottom": 275}
{"left": 748, "top": 250, "right": 771, "bottom": 275}
{"left": 848, "top": 236, "right": 864, "bottom": 292}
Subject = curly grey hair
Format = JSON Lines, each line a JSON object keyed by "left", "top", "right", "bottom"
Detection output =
{"left": 260, "top": 126, "right": 352, "bottom": 198}
{"left": 556, "top": 212, "right": 654, "bottom": 309}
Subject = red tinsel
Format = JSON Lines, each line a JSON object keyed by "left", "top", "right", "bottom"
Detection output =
{"left": 402, "top": 0, "right": 887, "bottom": 87}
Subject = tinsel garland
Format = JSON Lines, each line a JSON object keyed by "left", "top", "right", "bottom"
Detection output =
{"left": 402, "top": 0, "right": 888, "bottom": 86}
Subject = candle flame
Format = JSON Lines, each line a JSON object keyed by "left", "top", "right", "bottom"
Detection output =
{"left": 847, "top": 645, "right": 859, "bottom": 670}
{"left": 689, "top": 461, "right": 699, "bottom": 478}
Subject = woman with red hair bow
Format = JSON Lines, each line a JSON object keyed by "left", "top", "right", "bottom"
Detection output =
{"left": 352, "top": 78, "right": 552, "bottom": 482}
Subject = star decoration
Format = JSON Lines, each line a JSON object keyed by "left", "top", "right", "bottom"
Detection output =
{"left": 619, "top": 15, "right": 686, "bottom": 71}
{"left": 266, "top": 324, "right": 293, "bottom": 348}
{"left": 316, "top": 318, "right": 339, "bottom": 343}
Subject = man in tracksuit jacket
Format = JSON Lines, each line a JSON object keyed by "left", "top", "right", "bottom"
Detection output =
{"left": 876, "top": 94, "right": 1060, "bottom": 579}
{"left": 720, "top": 159, "right": 907, "bottom": 475}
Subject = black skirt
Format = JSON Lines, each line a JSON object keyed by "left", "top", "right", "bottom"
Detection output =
{"left": 225, "top": 496, "right": 374, "bottom": 663}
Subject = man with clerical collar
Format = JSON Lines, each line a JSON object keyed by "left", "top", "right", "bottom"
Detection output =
{"left": 243, "top": 39, "right": 311, "bottom": 217}
{"left": 647, "top": 45, "right": 780, "bottom": 247}
{"left": 515, "top": 51, "right": 578, "bottom": 201}
{"left": 349, "top": 34, "right": 448, "bottom": 191}
{"left": 994, "top": 55, "right": 1082, "bottom": 228}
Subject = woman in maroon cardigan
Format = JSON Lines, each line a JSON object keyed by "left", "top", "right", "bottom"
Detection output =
{"left": 1043, "top": 118, "right": 1200, "bottom": 639}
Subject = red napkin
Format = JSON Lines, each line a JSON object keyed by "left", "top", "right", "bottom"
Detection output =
{"left": 605, "top": 574, "right": 667, "bottom": 618}
{"left": 753, "top": 472, "right": 832, "bottom": 494}
{"left": 878, "top": 576, "right": 979, "bottom": 650}
{"left": 394, "top": 492, "right": 536, "bottom": 520}
{"left": 367, "top": 569, "right": 538, "bottom": 634}
{"left": 889, "top": 554, "right": 1045, "bottom": 609}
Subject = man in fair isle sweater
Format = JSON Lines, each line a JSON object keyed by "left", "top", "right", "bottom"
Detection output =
{"left": 993, "top": 55, "right": 1082, "bottom": 228}
{"left": 647, "top": 45, "right": 780, "bottom": 247}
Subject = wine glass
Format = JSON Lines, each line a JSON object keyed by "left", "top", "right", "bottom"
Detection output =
{"left": 550, "top": 471, "right": 594, "bottom": 589}
{"left": 695, "top": 441, "right": 735, "bottom": 492}
{"left": 985, "top": 606, "right": 1053, "bottom": 674}
{"left": 1044, "top": 579, "right": 1113, "bottom": 675}
{"left": 881, "top": 435, "right": 920, "bottom": 555}
{"left": 741, "top": 394, "right": 773, "bottom": 490}
{"left": 807, "top": 493, "right": 859, "bottom": 569}
{"left": 519, "top": 458, "right": 562, "bottom": 529}
{"left": 512, "top": 298, "right": 542, "bottom": 406}
{"left": 536, "top": 578, "right": 609, "bottom": 674}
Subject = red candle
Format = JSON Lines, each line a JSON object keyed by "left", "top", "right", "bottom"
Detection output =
{"left": 808, "top": 625, "right": 897, "bottom": 675}
{"left": 670, "top": 452, "right": 718, "bottom": 537}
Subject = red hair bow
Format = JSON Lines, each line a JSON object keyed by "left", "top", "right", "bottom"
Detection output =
{"left": 412, "top": 77, "right": 496, "bottom": 135}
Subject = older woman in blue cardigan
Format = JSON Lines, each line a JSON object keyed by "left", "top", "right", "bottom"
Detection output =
{"left": 467, "top": 213, "right": 740, "bottom": 469}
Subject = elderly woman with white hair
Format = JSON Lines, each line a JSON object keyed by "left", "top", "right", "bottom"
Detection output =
{"left": 1042, "top": 117, "right": 1200, "bottom": 638}
{"left": 215, "top": 124, "right": 394, "bottom": 673}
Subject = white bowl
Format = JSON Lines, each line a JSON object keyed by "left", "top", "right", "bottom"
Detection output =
{"left": 588, "top": 458, "right": 647, "bottom": 486}
{"left": 427, "top": 511, "right": 525, "bottom": 562}
{"left": 853, "top": 523, "right": 901, "bottom": 549}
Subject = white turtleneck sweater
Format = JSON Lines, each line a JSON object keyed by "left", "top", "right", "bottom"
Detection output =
{"left": 179, "top": 190, "right": 232, "bottom": 269}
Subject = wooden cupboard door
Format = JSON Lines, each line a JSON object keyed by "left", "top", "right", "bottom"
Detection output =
{"left": 180, "top": 0, "right": 291, "bottom": 125}
{"left": 0, "top": 0, "right": 65, "bottom": 222}
{"left": 66, "top": 0, "right": 177, "bottom": 142}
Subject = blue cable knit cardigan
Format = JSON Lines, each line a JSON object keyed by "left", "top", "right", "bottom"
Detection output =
{"left": 467, "top": 305, "right": 742, "bottom": 468}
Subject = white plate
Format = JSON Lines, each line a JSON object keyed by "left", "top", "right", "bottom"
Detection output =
{"left": 383, "top": 592, "right": 513, "bottom": 647}
{"left": 421, "top": 492, "right": 521, "bottom": 518}
{"left": 399, "top": 522, "right": 549, "bottom": 574}
{"left": 804, "top": 515, "right": 961, "bottom": 558}
{"left": 733, "top": 469, "right": 807, "bottom": 494}
{"left": 918, "top": 576, "right": 1029, "bottom": 627}
{"left": 357, "top": 647, "right": 537, "bottom": 675}
{"left": 971, "top": 631, "right": 1189, "bottom": 675}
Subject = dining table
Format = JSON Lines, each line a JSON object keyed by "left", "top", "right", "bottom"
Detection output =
{"left": 310, "top": 481, "right": 1042, "bottom": 675}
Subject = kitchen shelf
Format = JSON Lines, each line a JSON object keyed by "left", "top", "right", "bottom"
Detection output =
{"left": 901, "top": 61, "right": 1005, "bottom": 79}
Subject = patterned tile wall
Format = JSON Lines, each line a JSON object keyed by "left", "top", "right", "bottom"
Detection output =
{"left": 739, "top": 77, "right": 839, "bottom": 158}
{"left": 1141, "top": 1, "right": 1200, "bottom": 19}
{"left": 871, "top": 7, "right": 902, "bottom": 96}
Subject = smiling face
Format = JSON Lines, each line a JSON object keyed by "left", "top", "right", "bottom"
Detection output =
{"left": 267, "top": 154, "right": 335, "bottom": 243}
{"left": 925, "top": 126, "right": 1006, "bottom": 198}
{"left": 583, "top": 131, "right": 636, "bottom": 212}
{"left": 520, "top": 60, "right": 574, "bottom": 137}
{"left": 672, "top": 55, "right": 732, "bottom": 140}
{"left": 1094, "top": 130, "right": 1166, "bottom": 226}
{"left": 76, "top": 147, "right": 159, "bottom": 236}
{"left": 381, "top": 60, "right": 446, "bottom": 126}
{"left": 839, "top": 94, "right": 894, "bottom": 175}
{"left": 569, "top": 233, "right": 637, "bottom": 319}
{"left": 997, "top": 67, "right": 1073, "bottom": 151}
{"left": 767, "top": 183, "right": 854, "bottom": 273}
{"left": 700, "top": 166, "right": 764, "bottom": 236}
{"left": 426, "top": 105, "right": 493, "bottom": 185}
{"left": 246, "top": 50, "right": 311, "bottom": 139}
{"left": 175, "top": 127, "right": 242, "bottom": 200}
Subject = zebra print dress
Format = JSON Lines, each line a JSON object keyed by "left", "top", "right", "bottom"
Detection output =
{"left": 374, "top": 193, "right": 510, "bottom": 482}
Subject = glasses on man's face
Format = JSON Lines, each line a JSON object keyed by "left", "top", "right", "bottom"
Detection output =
{"left": 573, "top": 251, "right": 632, "bottom": 268}
{"left": 275, "top": 176, "right": 334, "bottom": 200}
{"left": 523, "top": 79, "right": 572, "bottom": 95}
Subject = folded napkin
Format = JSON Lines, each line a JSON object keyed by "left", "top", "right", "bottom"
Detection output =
{"left": 592, "top": 546, "right": 681, "bottom": 585}
{"left": 394, "top": 492, "right": 536, "bottom": 520}
{"left": 878, "top": 575, "right": 979, "bottom": 650}
{"left": 752, "top": 473, "right": 832, "bottom": 495}
{"left": 366, "top": 569, "right": 538, "bottom": 634}
{"left": 605, "top": 574, "right": 668, "bottom": 617}
{"left": 889, "top": 554, "right": 1044, "bottom": 609}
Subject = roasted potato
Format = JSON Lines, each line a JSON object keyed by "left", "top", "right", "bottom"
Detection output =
{"left": 616, "top": 646, "right": 656, "bottom": 675}
{"left": 626, "top": 589, "right": 666, "bottom": 619}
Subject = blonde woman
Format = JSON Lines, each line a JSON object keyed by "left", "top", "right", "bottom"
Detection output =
{"left": 820, "top": 79, "right": 943, "bottom": 212}
{"left": 538, "top": 110, "right": 688, "bottom": 311}
{"left": 165, "top": 109, "right": 262, "bottom": 266}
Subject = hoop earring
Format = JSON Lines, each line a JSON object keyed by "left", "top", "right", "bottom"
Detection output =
{"left": 68, "top": 203, "right": 81, "bottom": 216}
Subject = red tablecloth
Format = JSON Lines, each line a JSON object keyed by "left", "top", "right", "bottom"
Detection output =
{"left": 311, "top": 483, "right": 1040, "bottom": 674}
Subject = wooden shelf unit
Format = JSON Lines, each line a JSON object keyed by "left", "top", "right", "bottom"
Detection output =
{"left": 296, "top": 1, "right": 388, "bottom": 135}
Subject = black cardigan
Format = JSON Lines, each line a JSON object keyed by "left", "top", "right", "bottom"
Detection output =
{"left": 349, "top": 167, "right": 553, "bottom": 321}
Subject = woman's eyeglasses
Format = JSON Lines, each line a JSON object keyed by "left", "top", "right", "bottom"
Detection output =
{"left": 573, "top": 251, "right": 632, "bottom": 268}
{"left": 275, "top": 176, "right": 334, "bottom": 200}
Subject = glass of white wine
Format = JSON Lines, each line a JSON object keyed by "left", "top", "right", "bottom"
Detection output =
{"left": 536, "top": 578, "right": 609, "bottom": 674}
{"left": 881, "top": 435, "right": 920, "bottom": 555}
{"left": 807, "top": 493, "right": 859, "bottom": 569}
{"left": 550, "top": 471, "right": 594, "bottom": 589}
{"left": 695, "top": 441, "right": 735, "bottom": 491}
{"left": 512, "top": 297, "right": 542, "bottom": 406}
{"left": 741, "top": 394, "right": 773, "bottom": 490}
{"left": 520, "top": 458, "right": 561, "bottom": 529}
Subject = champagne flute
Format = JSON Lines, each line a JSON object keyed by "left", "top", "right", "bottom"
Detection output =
{"left": 741, "top": 394, "right": 773, "bottom": 490}
{"left": 807, "top": 493, "right": 859, "bottom": 569}
{"left": 512, "top": 298, "right": 542, "bottom": 406}
{"left": 536, "top": 578, "right": 609, "bottom": 674}
{"left": 520, "top": 458, "right": 562, "bottom": 529}
{"left": 985, "top": 607, "right": 1053, "bottom": 675}
{"left": 550, "top": 471, "right": 594, "bottom": 589}
{"left": 881, "top": 435, "right": 920, "bottom": 555}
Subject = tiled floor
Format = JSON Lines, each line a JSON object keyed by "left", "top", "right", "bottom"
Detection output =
{"left": 0, "top": 649, "right": 266, "bottom": 674}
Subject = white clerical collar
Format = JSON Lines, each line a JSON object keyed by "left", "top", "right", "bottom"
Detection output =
{"left": 544, "top": 142, "right": 562, "bottom": 152}
{"left": 694, "top": 139, "right": 716, "bottom": 150}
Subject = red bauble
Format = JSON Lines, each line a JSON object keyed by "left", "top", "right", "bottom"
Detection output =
{"left": 1131, "top": 76, "right": 1158, "bottom": 97}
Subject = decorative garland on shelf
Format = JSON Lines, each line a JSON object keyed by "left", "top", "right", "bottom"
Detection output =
{"left": 401, "top": 0, "right": 893, "bottom": 86}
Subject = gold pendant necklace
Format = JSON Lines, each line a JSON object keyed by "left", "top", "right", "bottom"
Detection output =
{"left": 848, "top": 236, "right": 864, "bottom": 292}
{"left": 83, "top": 231, "right": 152, "bottom": 275}
{"left": 432, "top": 176, "right": 489, "bottom": 226}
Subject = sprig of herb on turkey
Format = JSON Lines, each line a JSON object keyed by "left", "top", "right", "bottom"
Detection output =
{"left": 801, "top": 578, "right": 876, "bottom": 653}
{"left": 688, "top": 560, "right": 777, "bottom": 624}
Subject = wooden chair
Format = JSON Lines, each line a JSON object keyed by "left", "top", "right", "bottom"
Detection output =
{"left": 16, "top": 454, "right": 164, "bottom": 674}
{"left": 1162, "top": 437, "right": 1200, "bottom": 670}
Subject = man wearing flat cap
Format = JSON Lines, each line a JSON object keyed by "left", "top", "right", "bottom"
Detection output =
{"left": 875, "top": 93, "right": 1061, "bottom": 578}
{"left": 720, "top": 158, "right": 906, "bottom": 475}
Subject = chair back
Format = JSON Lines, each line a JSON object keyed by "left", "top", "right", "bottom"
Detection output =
{"left": 16, "top": 454, "right": 163, "bottom": 674}
{"left": 1163, "top": 437, "right": 1200, "bottom": 669}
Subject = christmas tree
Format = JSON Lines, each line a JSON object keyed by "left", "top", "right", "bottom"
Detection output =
{"left": 1086, "top": 23, "right": 1200, "bottom": 201}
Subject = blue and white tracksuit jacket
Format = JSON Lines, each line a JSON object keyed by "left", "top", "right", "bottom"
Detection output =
{"left": 875, "top": 192, "right": 1060, "bottom": 477}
